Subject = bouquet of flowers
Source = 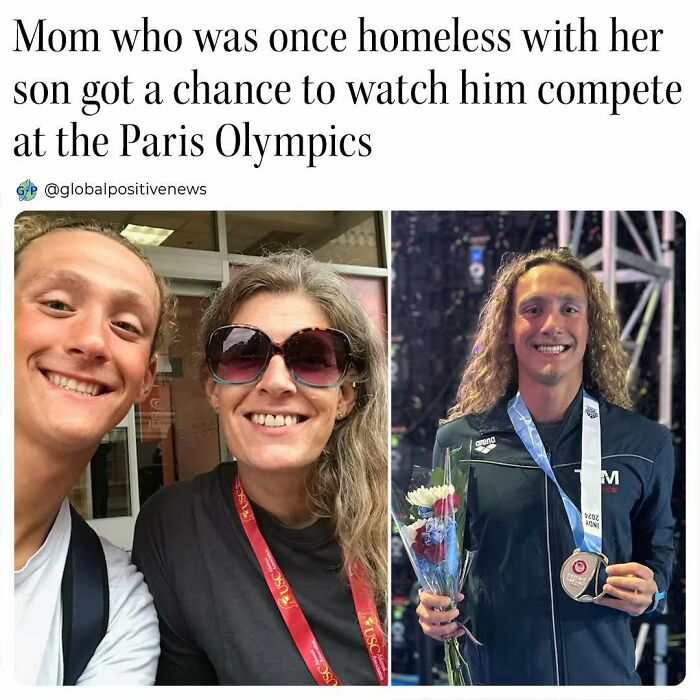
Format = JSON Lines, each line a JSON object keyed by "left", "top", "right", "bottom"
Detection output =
{"left": 391, "top": 446, "right": 477, "bottom": 685}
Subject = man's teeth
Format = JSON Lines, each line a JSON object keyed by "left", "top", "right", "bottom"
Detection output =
{"left": 536, "top": 345, "right": 566, "bottom": 355}
{"left": 47, "top": 372, "right": 103, "bottom": 396}
{"left": 250, "top": 413, "right": 299, "bottom": 427}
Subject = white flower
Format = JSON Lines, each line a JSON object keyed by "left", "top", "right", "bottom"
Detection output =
{"left": 405, "top": 484, "right": 455, "bottom": 507}
{"left": 400, "top": 519, "right": 427, "bottom": 546}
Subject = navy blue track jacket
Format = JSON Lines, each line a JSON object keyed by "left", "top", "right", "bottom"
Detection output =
{"left": 433, "top": 389, "right": 675, "bottom": 685}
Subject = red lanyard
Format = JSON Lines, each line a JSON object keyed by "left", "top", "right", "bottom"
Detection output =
{"left": 233, "top": 476, "right": 387, "bottom": 685}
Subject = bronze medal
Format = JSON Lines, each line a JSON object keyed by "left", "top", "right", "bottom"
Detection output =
{"left": 560, "top": 550, "right": 609, "bottom": 602}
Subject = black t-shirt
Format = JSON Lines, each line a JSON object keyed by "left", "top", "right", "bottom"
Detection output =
{"left": 532, "top": 394, "right": 579, "bottom": 455}
{"left": 132, "top": 463, "right": 378, "bottom": 685}
{"left": 533, "top": 420, "right": 564, "bottom": 455}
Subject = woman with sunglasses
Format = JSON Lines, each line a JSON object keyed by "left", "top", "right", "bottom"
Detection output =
{"left": 132, "top": 251, "right": 387, "bottom": 685}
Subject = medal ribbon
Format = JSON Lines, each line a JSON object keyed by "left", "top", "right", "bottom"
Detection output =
{"left": 507, "top": 391, "right": 603, "bottom": 554}
{"left": 232, "top": 476, "right": 387, "bottom": 685}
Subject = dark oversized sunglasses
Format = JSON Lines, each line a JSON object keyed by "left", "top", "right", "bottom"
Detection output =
{"left": 206, "top": 324, "right": 353, "bottom": 388}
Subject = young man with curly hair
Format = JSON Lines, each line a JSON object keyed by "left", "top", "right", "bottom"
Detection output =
{"left": 417, "top": 248, "right": 675, "bottom": 685}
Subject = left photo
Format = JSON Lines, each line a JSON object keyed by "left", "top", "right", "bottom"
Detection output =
{"left": 14, "top": 211, "right": 389, "bottom": 686}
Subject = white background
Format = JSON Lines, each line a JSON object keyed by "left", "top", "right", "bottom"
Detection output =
{"left": 1, "top": 1, "right": 697, "bottom": 698}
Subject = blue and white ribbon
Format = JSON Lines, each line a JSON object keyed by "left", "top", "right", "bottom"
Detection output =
{"left": 507, "top": 391, "right": 603, "bottom": 554}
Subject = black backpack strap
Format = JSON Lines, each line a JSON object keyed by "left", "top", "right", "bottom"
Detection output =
{"left": 60, "top": 506, "right": 110, "bottom": 685}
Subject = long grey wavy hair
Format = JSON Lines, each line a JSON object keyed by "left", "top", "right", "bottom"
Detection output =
{"left": 199, "top": 250, "right": 388, "bottom": 613}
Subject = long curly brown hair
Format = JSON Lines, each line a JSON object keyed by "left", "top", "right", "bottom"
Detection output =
{"left": 446, "top": 248, "right": 632, "bottom": 421}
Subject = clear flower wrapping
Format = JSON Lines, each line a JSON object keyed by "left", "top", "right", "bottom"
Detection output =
{"left": 391, "top": 445, "right": 479, "bottom": 685}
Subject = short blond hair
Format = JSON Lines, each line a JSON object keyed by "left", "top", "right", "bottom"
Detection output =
{"left": 15, "top": 215, "right": 176, "bottom": 353}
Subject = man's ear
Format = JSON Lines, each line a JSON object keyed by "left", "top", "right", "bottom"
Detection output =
{"left": 335, "top": 381, "right": 357, "bottom": 421}
{"left": 134, "top": 356, "right": 158, "bottom": 405}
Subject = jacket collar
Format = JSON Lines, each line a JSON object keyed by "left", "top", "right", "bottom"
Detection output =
{"left": 473, "top": 385, "right": 588, "bottom": 437}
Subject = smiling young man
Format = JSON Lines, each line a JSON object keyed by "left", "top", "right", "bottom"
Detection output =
{"left": 417, "top": 248, "right": 676, "bottom": 685}
{"left": 14, "top": 218, "right": 173, "bottom": 684}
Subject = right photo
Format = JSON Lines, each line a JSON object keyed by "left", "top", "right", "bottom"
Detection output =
{"left": 390, "top": 211, "right": 685, "bottom": 686}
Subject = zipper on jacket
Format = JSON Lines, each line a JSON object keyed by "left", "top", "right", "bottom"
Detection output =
{"left": 544, "top": 460, "right": 561, "bottom": 685}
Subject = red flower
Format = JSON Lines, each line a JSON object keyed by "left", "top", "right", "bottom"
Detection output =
{"left": 411, "top": 524, "right": 447, "bottom": 564}
{"left": 433, "top": 493, "right": 461, "bottom": 516}
{"left": 411, "top": 525, "right": 427, "bottom": 557}
{"left": 424, "top": 541, "right": 446, "bottom": 564}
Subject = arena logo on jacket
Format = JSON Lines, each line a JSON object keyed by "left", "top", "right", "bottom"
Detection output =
{"left": 474, "top": 436, "right": 497, "bottom": 454}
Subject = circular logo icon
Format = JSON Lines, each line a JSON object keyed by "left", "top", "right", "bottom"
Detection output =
{"left": 469, "top": 262, "right": 485, "bottom": 279}
{"left": 573, "top": 559, "right": 588, "bottom": 575}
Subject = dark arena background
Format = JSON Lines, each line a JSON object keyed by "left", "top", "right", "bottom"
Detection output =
{"left": 390, "top": 211, "right": 685, "bottom": 685}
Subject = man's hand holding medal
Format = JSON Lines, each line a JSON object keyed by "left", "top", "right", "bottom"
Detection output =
{"left": 596, "top": 561, "right": 658, "bottom": 616}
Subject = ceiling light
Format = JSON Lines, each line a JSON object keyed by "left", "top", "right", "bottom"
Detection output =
{"left": 121, "top": 224, "right": 174, "bottom": 246}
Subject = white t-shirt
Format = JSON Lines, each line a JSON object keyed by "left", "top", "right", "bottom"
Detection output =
{"left": 15, "top": 500, "right": 160, "bottom": 685}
